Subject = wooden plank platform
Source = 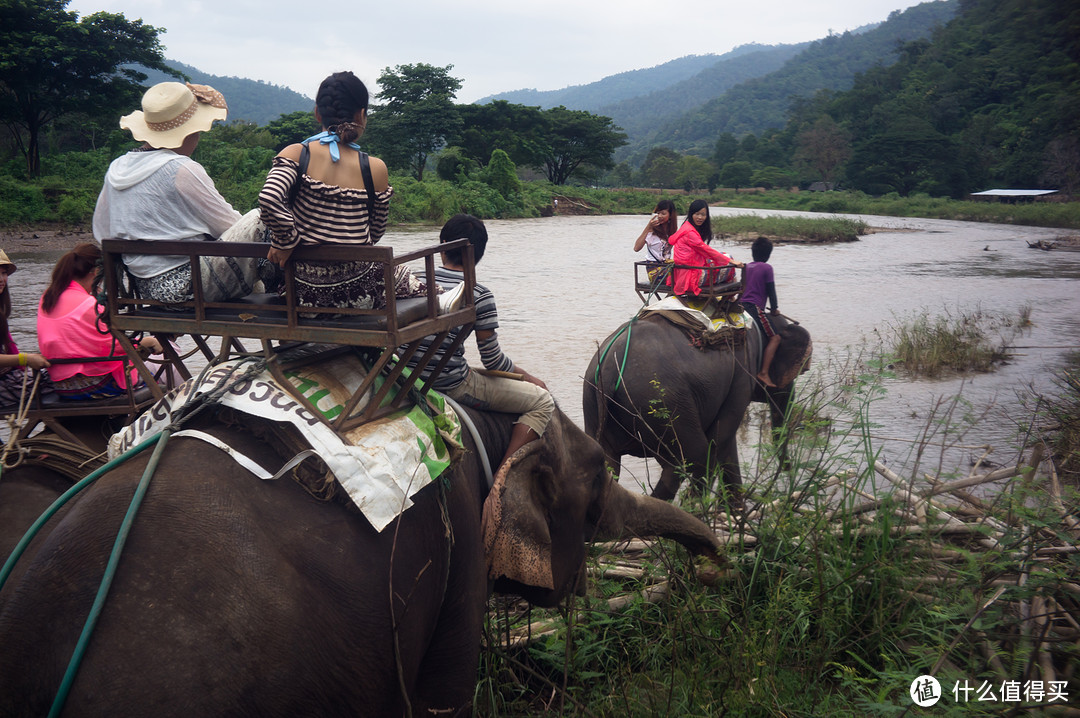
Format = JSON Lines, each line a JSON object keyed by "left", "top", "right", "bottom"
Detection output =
{"left": 100, "top": 238, "right": 477, "bottom": 433}
{"left": 634, "top": 261, "right": 743, "bottom": 304}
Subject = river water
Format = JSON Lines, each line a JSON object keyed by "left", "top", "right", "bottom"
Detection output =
{"left": 6, "top": 210, "right": 1078, "bottom": 489}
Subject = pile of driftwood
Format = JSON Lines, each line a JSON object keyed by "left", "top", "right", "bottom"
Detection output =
{"left": 1028, "top": 235, "right": 1080, "bottom": 251}
{"left": 487, "top": 454, "right": 1080, "bottom": 687}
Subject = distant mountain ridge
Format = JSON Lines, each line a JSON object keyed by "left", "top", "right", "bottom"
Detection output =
{"left": 477, "top": 47, "right": 766, "bottom": 112}
{"left": 600, "top": 43, "right": 811, "bottom": 163}
{"left": 641, "top": 0, "right": 959, "bottom": 157}
{"left": 136, "top": 61, "right": 314, "bottom": 126}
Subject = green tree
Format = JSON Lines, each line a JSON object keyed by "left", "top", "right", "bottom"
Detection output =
{"left": 642, "top": 146, "right": 680, "bottom": 188}
{"left": 451, "top": 101, "right": 547, "bottom": 169}
{"left": 265, "top": 110, "right": 320, "bottom": 150}
{"left": 751, "top": 166, "right": 795, "bottom": 190}
{"left": 675, "top": 155, "right": 714, "bottom": 192}
{"left": 793, "top": 115, "right": 851, "bottom": 185}
{"left": 367, "top": 63, "right": 462, "bottom": 180}
{"left": 483, "top": 149, "right": 521, "bottom": 199}
{"left": 719, "top": 160, "right": 754, "bottom": 191}
{"left": 0, "top": 0, "right": 176, "bottom": 176}
{"left": 536, "top": 106, "right": 627, "bottom": 185}
{"left": 608, "top": 161, "right": 635, "bottom": 188}
{"left": 713, "top": 132, "right": 739, "bottom": 167}
{"left": 435, "top": 146, "right": 474, "bottom": 182}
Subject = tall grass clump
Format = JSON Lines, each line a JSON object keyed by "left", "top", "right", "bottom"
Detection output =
{"left": 886, "top": 306, "right": 1032, "bottom": 377}
{"left": 1025, "top": 352, "right": 1080, "bottom": 493}
{"left": 713, "top": 214, "right": 869, "bottom": 243}
{"left": 473, "top": 352, "right": 1079, "bottom": 715}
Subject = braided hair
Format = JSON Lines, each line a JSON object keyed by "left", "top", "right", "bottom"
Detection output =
{"left": 315, "top": 71, "right": 369, "bottom": 143}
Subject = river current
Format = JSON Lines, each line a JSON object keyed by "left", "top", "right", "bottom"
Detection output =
{"left": 6, "top": 210, "right": 1078, "bottom": 490}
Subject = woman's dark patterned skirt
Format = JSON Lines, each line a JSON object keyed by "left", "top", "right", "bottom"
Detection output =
{"left": 293, "top": 259, "right": 427, "bottom": 310}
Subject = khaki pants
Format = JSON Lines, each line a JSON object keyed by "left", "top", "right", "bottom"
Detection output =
{"left": 444, "top": 369, "right": 554, "bottom": 437}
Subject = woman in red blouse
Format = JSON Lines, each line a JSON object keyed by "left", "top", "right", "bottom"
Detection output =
{"left": 668, "top": 199, "right": 743, "bottom": 296}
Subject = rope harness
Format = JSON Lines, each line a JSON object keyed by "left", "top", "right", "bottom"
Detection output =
{"left": 0, "top": 369, "right": 44, "bottom": 473}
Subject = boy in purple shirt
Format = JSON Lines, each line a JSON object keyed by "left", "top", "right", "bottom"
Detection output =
{"left": 741, "top": 237, "right": 781, "bottom": 388}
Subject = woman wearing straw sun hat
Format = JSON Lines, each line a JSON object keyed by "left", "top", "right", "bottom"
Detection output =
{"left": 93, "top": 81, "right": 275, "bottom": 304}
{"left": 0, "top": 250, "right": 51, "bottom": 407}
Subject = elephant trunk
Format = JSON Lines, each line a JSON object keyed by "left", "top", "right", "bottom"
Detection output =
{"left": 588, "top": 477, "right": 722, "bottom": 564}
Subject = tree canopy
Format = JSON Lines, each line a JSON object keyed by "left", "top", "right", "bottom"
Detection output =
{"left": 537, "top": 106, "right": 626, "bottom": 185}
{"left": 451, "top": 100, "right": 547, "bottom": 169}
{"left": 366, "top": 63, "right": 462, "bottom": 181}
{"left": 0, "top": 0, "right": 176, "bottom": 176}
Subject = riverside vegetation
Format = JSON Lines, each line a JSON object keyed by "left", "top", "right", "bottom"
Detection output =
{"left": 2, "top": 135, "right": 1078, "bottom": 242}
{"left": 884, "top": 305, "right": 1034, "bottom": 378}
{"left": 473, "top": 339, "right": 1080, "bottom": 716}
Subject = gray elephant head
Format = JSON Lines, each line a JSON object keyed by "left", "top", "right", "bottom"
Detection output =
{"left": 481, "top": 409, "right": 720, "bottom": 607}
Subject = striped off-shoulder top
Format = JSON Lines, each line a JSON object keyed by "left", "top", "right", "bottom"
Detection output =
{"left": 258, "top": 155, "right": 393, "bottom": 251}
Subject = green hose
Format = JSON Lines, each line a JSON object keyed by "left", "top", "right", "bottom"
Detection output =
{"left": 0, "top": 432, "right": 160, "bottom": 591}
{"left": 48, "top": 426, "right": 174, "bottom": 718}
{"left": 593, "top": 318, "right": 636, "bottom": 395}
{"left": 0, "top": 356, "right": 269, "bottom": 716}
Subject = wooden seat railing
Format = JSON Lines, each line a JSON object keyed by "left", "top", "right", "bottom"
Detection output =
{"left": 2, "top": 355, "right": 162, "bottom": 453}
{"left": 101, "top": 238, "right": 476, "bottom": 433}
{"left": 634, "top": 261, "right": 744, "bottom": 304}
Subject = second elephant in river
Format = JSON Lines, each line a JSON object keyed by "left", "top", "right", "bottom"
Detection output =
{"left": 584, "top": 312, "right": 812, "bottom": 503}
{"left": 0, "top": 405, "right": 720, "bottom": 717}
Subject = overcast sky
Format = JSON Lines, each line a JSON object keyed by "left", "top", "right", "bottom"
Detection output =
{"left": 68, "top": 0, "right": 931, "bottom": 103}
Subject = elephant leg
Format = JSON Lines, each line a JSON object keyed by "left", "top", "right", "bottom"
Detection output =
{"left": 711, "top": 431, "right": 745, "bottom": 512}
{"left": 648, "top": 410, "right": 717, "bottom": 501}
{"left": 650, "top": 461, "right": 681, "bottom": 501}
{"left": 411, "top": 499, "right": 487, "bottom": 716}
{"left": 708, "top": 385, "right": 753, "bottom": 511}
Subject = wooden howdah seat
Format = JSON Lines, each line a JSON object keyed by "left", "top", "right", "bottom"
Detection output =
{"left": 634, "top": 260, "right": 744, "bottom": 305}
{"left": 1, "top": 361, "right": 158, "bottom": 453}
{"left": 0, "top": 239, "right": 477, "bottom": 454}
{"left": 100, "top": 238, "right": 477, "bottom": 435}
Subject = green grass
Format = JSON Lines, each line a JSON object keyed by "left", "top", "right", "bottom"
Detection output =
{"left": 713, "top": 214, "right": 869, "bottom": 243}
{"left": 884, "top": 306, "right": 1033, "bottom": 378}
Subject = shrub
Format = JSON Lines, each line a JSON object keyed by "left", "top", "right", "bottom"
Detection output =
{"left": 483, "top": 150, "right": 521, "bottom": 200}
{"left": 0, "top": 177, "right": 50, "bottom": 223}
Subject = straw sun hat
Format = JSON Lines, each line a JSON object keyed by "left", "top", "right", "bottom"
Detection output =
{"left": 0, "top": 250, "right": 16, "bottom": 275}
{"left": 120, "top": 82, "right": 228, "bottom": 149}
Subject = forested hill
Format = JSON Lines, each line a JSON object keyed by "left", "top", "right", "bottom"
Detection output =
{"left": 136, "top": 61, "right": 314, "bottom": 126}
{"left": 603, "top": 42, "right": 809, "bottom": 164}
{"left": 817, "top": 0, "right": 1080, "bottom": 195}
{"left": 477, "top": 45, "right": 786, "bottom": 113}
{"left": 637, "top": 0, "right": 959, "bottom": 157}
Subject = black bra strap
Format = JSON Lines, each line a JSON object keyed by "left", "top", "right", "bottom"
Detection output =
{"left": 287, "top": 144, "right": 311, "bottom": 206}
{"left": 358, "top": 151, "right": 376, "bottom": 219}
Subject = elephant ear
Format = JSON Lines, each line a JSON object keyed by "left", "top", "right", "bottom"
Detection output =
{"left": 774, "top": 324, "right": 813, "bottom": 387}
{"left": 481, "top": 443, "right": 554, "bottom": 590}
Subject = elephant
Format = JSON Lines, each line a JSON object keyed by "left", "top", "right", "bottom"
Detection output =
{"left": 583, "top": 312, "right": 812, "bottom": 504}
{"left": 0, "top": 464, "right": 73, "bottom": 563}
{"left": 0, "top": 404, "right": 720, "bottom": 717}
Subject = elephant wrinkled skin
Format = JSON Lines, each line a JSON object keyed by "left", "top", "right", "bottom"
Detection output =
{"left": 583, "top": 313, "right": 811, "bottom": 503}
{"left": 0, "top": 405, "right": 719, "bottom": 717}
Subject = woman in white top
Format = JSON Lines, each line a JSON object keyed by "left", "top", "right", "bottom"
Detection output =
{"left": 633, "top": 199, "right": 678, "bottom": 263}
{"left": 93, "top": 82, "right": 273, "bottom": 304}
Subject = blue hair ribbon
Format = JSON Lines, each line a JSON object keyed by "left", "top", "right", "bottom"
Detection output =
{"left": 303, "top": 131, "right": 363, "bottom": 163}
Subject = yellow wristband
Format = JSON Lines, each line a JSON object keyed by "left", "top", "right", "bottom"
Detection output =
{"left": 17, "top": 353, "right": 27, "bottom": 366}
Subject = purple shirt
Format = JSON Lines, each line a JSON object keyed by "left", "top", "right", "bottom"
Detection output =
{"left": 741, "top": 261, "right": 774, "bottom": 309}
